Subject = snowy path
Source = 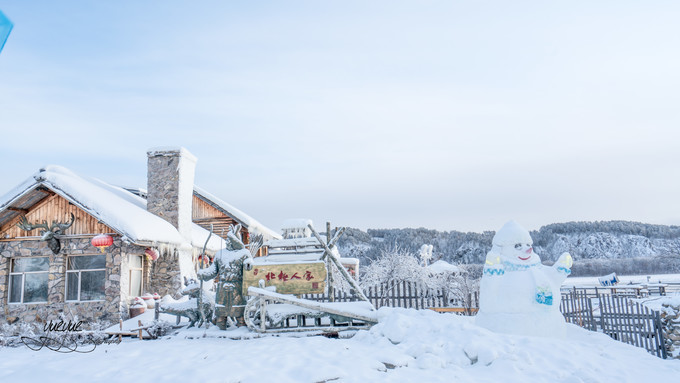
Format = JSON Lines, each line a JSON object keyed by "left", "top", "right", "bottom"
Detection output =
{"left": 1, "top": 307, "right": 679, "bottom": 383}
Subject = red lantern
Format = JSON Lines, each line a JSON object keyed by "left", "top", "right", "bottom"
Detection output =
{"left": 145, "top": 248, "right": 159, "bottom": 261}
{"left": 91, "top": 234, "right": 113, "bottom": 252}
{"left": 198, "top": 254, "right": 210, "bottom": 266}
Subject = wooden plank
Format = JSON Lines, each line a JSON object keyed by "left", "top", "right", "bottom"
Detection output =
{"left": 1, "top": 193, "right": 115, "bottom": 238}
{"left": 429, "top": 307, "right": 479, "bottom": 313}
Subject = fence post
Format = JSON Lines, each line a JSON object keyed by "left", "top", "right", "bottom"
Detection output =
{"left": 585, "top": 293, "right": 595, "bottom": 331}
{"left": 654, "top": 311, "right": 668, "bottom": 359}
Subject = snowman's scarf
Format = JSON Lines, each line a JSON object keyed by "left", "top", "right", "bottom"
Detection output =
{"left": 502, "top": 261, "right": 553, "bottom": 306}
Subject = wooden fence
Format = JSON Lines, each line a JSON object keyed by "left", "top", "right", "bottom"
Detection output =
{"left": 598, "top": 294, "right": 666, "bottom": 359}
{"left": 560, "top": 289, "right": 597, "bottom": 331}
{"left": 302, "top": 280, "right": 479, "bottom": 314}
{"left": 560, "top": 289, "right": 667, "bottom": 358}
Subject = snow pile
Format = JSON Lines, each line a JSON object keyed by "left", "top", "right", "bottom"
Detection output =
{"left": 352, "top": 308, "right": 680, "bottom": 382}
{"left": 0, "top": 308, "right": 680, "bottom": 383}
{"left": 3, "top": 307, "right": 680, "bottom": 383}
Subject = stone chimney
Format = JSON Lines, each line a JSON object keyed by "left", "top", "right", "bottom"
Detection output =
{"left": 146, "top": 147, "right": 197, "bottom": 242}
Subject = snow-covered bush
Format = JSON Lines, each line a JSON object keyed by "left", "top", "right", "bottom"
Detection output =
{"left": 146, "top": 320, "right": 176, "bottom": 338}
{"left": 447, "top": 264, "right": 480, "bottom": 309}
{"left": 359, "top": 247, "right": 479, "bottom": 308}
{"left": 0, "top": 322, "right": 39, "bottom": 347}
{"left": 0, "top": 315, "right": 112, "bottom": 349}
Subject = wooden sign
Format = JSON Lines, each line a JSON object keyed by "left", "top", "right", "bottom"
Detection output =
{"left": 243, "top": 261, "right": 326, "bottom": 295}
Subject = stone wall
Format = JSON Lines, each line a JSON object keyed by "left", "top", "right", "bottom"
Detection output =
{"left": 0, "top": 237, "right": 150, "bottom": 328}
{"left": 147, "top": 246, "right": 183, "bottom": 298}
{"left": 661, "top": 302, "right": 680, "bottom": 359}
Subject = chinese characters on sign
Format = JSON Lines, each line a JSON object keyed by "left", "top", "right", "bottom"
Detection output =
{"left": 243, "top": 261, "right": 326, "bottom": 295}
{"left": 255, "top": 269, "right": 316, "bottom": 282}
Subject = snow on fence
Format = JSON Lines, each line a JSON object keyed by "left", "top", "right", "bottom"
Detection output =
{"left": 302, "top": 280, "right": 479, "bottom": 314}
{"left": 560, "top": 289, "right": 667, "bottom": 358}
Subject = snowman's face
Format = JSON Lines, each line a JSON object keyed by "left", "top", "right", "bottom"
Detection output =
{"left": 500, "top": 242, "right": 540, "bottom": 265}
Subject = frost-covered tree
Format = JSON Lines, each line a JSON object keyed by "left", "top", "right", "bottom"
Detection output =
{"left": 419, "top": 244, "right": 433, "bottom": 266}
{"left": 359, "top": 247, "right": 478, "bottom": 307}
{"left": 359, "top": 247, "right": 426, "bottom": 288}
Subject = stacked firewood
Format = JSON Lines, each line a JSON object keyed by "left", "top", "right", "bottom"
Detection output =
{"left": 660, "top": 301, "right": 680, "bottom": 359}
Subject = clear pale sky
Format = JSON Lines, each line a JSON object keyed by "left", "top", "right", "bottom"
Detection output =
{"left": 0, "top": 1, "right": 678, "bottom": 233}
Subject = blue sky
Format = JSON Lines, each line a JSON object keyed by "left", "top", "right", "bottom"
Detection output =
{"left": 0, "top": 1, "right": 679, "bottom": 233}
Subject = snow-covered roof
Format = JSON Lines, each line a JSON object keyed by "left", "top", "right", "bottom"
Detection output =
{"left": 427, "top": 260, "right": 460, "bottom": 274}
{"left": 253, "top": 253, "right": 323, "bottom": 264}
{"left": 191, "top": 224, "right": 224, "bottom": 252}
{"left": 281, "top": 218, "right": 313, "bottom": 230}
{"left": 193, "top": 186, "right": 280, "bottom": 241}
{"left": 0, "top": 165, "right": 221, "bottom": 251}
{"left": 265, "top": 237, "right": 322, "bottom": 249}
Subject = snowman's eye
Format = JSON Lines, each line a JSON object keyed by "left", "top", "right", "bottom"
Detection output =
{"left": 514, "top": 243, "right": 522, "bottom": 249}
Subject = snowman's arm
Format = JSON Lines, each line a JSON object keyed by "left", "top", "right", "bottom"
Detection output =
{"left": 482, "top": 251, "right": 504, "bottom": 276}
{"left": 545, "top": 252, "right": 572, "bottom": 284}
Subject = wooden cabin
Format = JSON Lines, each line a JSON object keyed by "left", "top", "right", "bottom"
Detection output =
{"left": 0, "top": 148, "right": 278, "bottom": 327}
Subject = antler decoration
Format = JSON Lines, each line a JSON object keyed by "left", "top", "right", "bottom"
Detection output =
{"left": 16, "top": 213, "right": 75, "bottom": 255}
{"left": 225, "top": 223, "right": 245, "bottom": 251}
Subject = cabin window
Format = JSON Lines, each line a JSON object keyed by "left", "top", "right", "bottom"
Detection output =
{"left": 9, "top": 257, "right": 50, "bottom": 304}
{"left": 66, "top": 254, "right": 106, "bottom": 301}
{"left": 129, "top": 254, "right": 143, "bottom": 297}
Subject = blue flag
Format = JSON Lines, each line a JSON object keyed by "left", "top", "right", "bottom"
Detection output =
{"left": 0, "top": 9, "right": 13, "bottom": 54}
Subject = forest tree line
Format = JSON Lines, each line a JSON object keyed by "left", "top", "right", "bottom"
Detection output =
{"left": 337, "top": 221, "right": 680, "bottom": 277}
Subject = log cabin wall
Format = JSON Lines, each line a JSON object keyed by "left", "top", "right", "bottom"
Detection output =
{"left": 0, "top": 193, "right": 115, "bottom": 239}
{"left": 192, "top": 195, "right": 250, "bottom": 244}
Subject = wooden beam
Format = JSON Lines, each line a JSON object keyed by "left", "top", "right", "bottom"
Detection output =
{"left": 7, "top": 207, "right": 28, "bottom": 214}
{"left": 308, "top": 224, "right": 371, "bottom": 304}
{"left": 429, "top": 307, "right": 479, "bottom": 313}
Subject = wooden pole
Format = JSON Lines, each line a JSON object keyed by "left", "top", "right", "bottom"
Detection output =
{"left": 260, "top": 296, "right": 267, "bottom": 333}
{"left": 137, "top": 320, "right": 143, "bottom": 340}
{"left": 326, "top": 222, "right": 334, "bottom": 302}
{"left": 308, "top": 224, "right": 371, "bottom": 305}
{"left": 198, "top": 224, "right": 213, "bottom": 329}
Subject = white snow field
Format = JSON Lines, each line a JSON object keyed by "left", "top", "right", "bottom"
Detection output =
{"left": 1, "top": 307, "right": 679, "bottom": 383}
{"left": 565, "top": 273, "right": 680, "bottom": 286}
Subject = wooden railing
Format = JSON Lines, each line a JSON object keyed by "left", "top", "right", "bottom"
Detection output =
{"left": 302, "top": 280, "right": 479, "bottom": 315}
{"left": 560, "top": 289, "right": 667, "bottom": 358}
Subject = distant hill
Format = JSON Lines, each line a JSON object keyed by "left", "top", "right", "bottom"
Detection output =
{"left": 337, "top": 221, "right": 680, "bottom": 276}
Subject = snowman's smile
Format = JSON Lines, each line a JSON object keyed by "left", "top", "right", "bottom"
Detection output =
{"left": 518, "top": 255, "right": 531, "bottom": 261}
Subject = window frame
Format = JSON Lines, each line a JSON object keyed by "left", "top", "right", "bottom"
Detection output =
{"left": 128, "top": 254, "right": 143, "bottom": 297}
{"left": 8, "top": 257, "right": 50, "bottom": 304}
{"left": 65, "top": 253, "right": 107, "bottom": 302}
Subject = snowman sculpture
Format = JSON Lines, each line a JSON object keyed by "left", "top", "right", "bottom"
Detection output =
{"left": 475, "top": 220, "right": 573, "bottom": 337}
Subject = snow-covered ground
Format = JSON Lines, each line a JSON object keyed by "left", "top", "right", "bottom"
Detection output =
{"left": 564, "top": 273, "right": 680, "bottom": 286}
{"left": 1, "top": 307, "right": 679, "bottom": 383}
